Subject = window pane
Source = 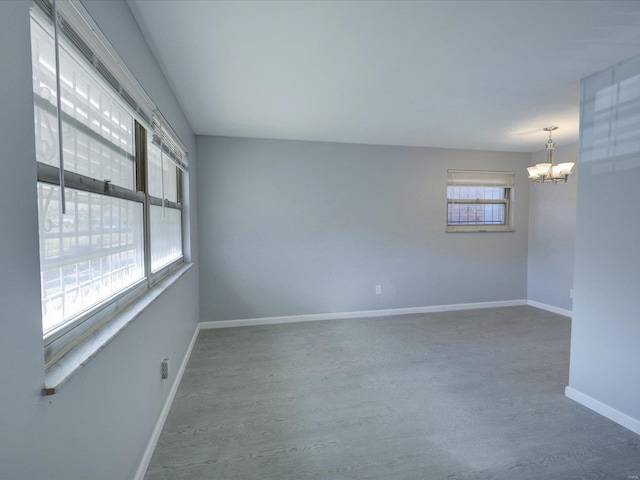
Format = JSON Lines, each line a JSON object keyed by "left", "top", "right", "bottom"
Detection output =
{"left": 147, "top": 139, "right": 178, "bottom": 202}
{"left": 30, "top": 18, "right": 135, "bottom": 190}
{"left": 150, "top": 206, "right": 182, "bottom": 272}
{"left": 38, "top": 184, "right": 144, "bottom": 334}
{"left": 147, "top": 139, "right": 163, "bottom": 198}
{"left": 163, "top": 159, "right": 178, "bottom": 203}
{"left": 31, "top": 17, "right": 60, "bottom": 167}
{"left": 447, "top": 186, "right": 504, "bottom": 200}
{"left": 447, "top": 203, "right": 506, "bottom": 225}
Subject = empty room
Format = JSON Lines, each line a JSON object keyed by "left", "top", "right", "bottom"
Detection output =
{"left": 1, "top": 0, "right": 639, "bottom": 479}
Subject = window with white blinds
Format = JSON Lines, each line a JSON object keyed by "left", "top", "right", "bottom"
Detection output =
{"left": 446, "top": 170, "right": 514, "bottom": 232}
{"left": 30, "top": 0, "right": 188, "bottom": 367}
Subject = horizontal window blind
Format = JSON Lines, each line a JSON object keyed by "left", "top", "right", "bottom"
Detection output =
{"left": 152, "top": 114, "right": 188, "bottom": 171}
{"left": 447, "top": 170, "right": 514, "bottom": 187}
{"left": 33, "top": 0, "right": 188, "bottom": 165}
{"left": 34, "top": 0, "right": 154, "bottom": 127}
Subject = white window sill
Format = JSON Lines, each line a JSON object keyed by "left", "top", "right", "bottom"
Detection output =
{"left": 446, "top": 227, "right": 515, "bottom": 233}
{"left": 43, "top": 263, "right": 193, "bottom": 395}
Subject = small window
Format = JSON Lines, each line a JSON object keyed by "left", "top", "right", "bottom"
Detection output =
{"left": 446, "top": 170, "right": 514, "bottom": 232}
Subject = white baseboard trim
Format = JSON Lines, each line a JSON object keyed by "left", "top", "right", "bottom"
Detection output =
{"left": 133, "top": 324, "right": 201, "bottom": 480}
{"left": 526, "top": 299, "right": 572, "bottom": 318}
{"left": 565, "top": 386, "right": 640, "bottom": 435}
{"left": 200, "top": 299, "right": 528, "bottom": 329}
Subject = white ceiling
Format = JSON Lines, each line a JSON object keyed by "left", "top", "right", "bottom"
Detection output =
{"left": 127, "top": 0, "right": 640, "bottom": 153}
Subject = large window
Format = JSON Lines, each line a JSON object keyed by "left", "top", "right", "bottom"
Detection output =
{"left": 446, "top": 170, "right": 514, "bottom": 232}
{"left": 30, "top": 0, "right": 187, "bottom": 365}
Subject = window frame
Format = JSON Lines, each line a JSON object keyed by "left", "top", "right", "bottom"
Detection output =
{"left": 31, "top": 0, "right": 187, "bottom": 370}
{"left": 39, "top": 123, "right": 185, "bottom": 367}
{"left": 144, "top": 130, "right": 185, "bottom": 277}
{"left": 445, "top": 170, "right": 515, "bottom": 233}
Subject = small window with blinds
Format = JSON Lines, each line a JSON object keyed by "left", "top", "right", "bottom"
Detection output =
{"left": 30, "top": 0, "right": 189, "bottom": 373}
{"left": 446, "top": 170, "right": 515, "bottom": 232}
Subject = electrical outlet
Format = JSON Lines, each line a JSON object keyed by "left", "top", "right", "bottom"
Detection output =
{"left": 375, "top": 285, "right": 382, "bottom": 295}
{"left": 570, "top": 289, "right": 574, "bottom": 299}
{"left": 161, "top": 358, "right": 169, "bottom": 380}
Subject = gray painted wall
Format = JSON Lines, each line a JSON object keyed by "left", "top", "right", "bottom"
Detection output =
{"left": 0, "top": 1, "right": 199, "bottom": 479}
{"left": 569, "top": 56, "right": 640, "bottom": 425}
{"left": 198, "top": 136, "right": 531, "bottom": 321}
{"left": 527, "top": 143, "right": 578, "bottom": 311}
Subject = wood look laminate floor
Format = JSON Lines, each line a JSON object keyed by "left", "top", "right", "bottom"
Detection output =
{"left": 144, "top": 307, "right": 640, "bottom": 479}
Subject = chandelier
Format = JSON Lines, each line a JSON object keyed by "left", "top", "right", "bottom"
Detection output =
{"left": 526, "top": 127, "right": 574, "bottom": 183}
